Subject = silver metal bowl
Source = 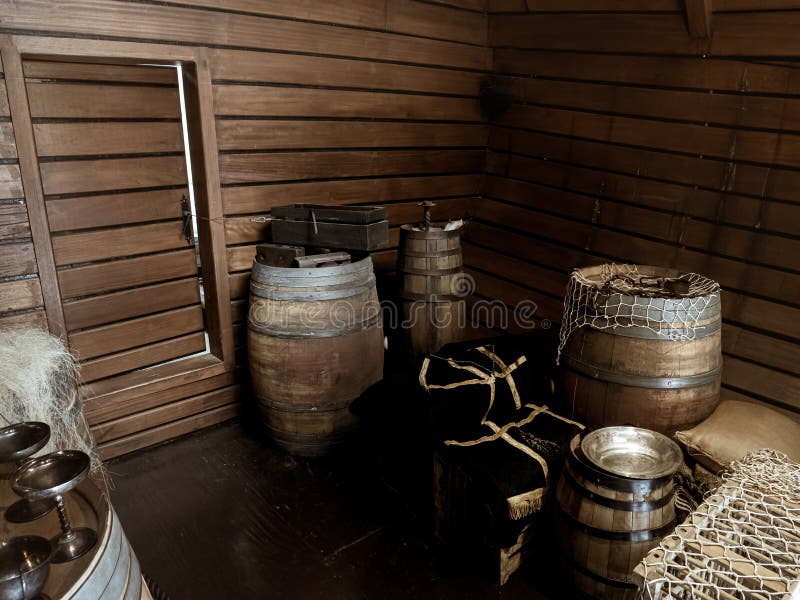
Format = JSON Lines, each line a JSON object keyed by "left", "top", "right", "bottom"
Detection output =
{"left": 0, "top": 535, "right": 51, "bottom": 600}
{"left": 12, "top": 450, "right": 90, "bottom": 501}
{"left": 0, "top": 422, "right": 50, "bottom": 464}
{"left": 580, "top": 426, "right": 682, "bottom": 479}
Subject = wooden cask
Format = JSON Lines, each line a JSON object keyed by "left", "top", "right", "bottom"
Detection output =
{"left": 555, "top": 435, "right": 677, "bottom": 599}
{"left": 397, "top": 225, "right": 466, "bottom": 357}
{"left": 247, "top": 256, "right": 384, "bottom": 456}
{"left": 561, "top": 265, "right": 721, "bottom": 434}
{"left": 0, "top": 476, "right": 144, "bottom": 599}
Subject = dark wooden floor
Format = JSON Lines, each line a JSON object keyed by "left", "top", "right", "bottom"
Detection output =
{"left": 109, "top": 419, "right": 553, "bottom": 599}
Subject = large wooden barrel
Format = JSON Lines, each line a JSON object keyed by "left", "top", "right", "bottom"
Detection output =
{"left": 555, "top": 435, "right": 677, "bottom": 599}
{"left": 1, "top": 475, "right": 145, "bottom": 599}
{"left": 561, "top": 265, "right": 721, "bottom": 434}
{"left": 247, "top": 256, "right": 384, "bottom": 456}
{"left": 397, "top": 225, "right": 466, "bottom": 356}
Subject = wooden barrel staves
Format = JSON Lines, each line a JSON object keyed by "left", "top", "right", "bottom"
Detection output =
{"left": 560, "top": 265, "right": 722, "bottom": 434}
{"left": 555, "top": 435, "right": 677, "bottom": 599}
{"left": 397, "top": 224, "right": 467, "bottom": 357}
{"left": 247, "top": 256, "right": 384, "bottom": 456}
{"left": 1, "top": 476, "right": 145, "bottom": 599}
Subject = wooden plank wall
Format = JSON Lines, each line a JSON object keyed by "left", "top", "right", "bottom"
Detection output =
{"left": 0, "top": 58, "right": 48, "bottom": 332}
{"left": 476, "top": 1, "right": 800, "bottom": 417}
{"left": 0, "top": 0, "right": 489, "bottom": 458}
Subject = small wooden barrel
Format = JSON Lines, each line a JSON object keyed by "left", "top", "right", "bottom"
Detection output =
{"left": 397, "top": 225, "right": 466, "bottom": 356}
{"left": 561, "top": 265, "right": 721, "bottom": 434}
{"left": 247, "top": 256, "right": 384, "bottom": 456}
{"left": 1, "top": 475, "right": 144, "bottom": 599}
{"left": 555, "top": 435, "right": 677, "bottom": 599}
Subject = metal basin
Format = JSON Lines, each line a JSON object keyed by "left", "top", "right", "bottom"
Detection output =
{"left": 581, "top": 426, "right": 682, "bottom": 479}
{"left": 0, "top": 536, "right": 51, "bottom": 600}
{"left": 0, "top": 422, "right": 50, "bottom": 464}
{"left": 12, "top": 450, "right": 90, "bottom": 501}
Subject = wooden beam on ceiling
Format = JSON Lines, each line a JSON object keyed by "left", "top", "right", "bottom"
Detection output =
{"left": 685, "top": 0, "right": 712, "bottom": 39}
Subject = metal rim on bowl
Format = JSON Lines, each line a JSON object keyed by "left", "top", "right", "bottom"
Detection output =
{"left": 580, "top": 426, "right": 682, "bottom": 479}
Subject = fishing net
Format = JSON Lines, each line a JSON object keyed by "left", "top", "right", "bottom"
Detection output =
{"left": 635, "top": 449, "right": 800, "bottom": 599}
{"left": 557, "top": 263, "right": 721, "bottom": 363}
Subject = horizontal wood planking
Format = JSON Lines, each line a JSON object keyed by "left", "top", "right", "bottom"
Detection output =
{"left": 490, "top": 11, "right": 800, "bottom": 56}
{"left": 222, "top": 174, "right": 481, "bottom": 216}
{"left": 58, "top": 249, "right": 198, "bottom": 298}
{"left": 502, "top": 76, "right": 800, "bottom": 133}
{"left": 0, "top": 242, "right": 37, "bottom": 278}
{"left": 97, "top": 402, "right": 240, "bottom": 460}
{"left": 722, "top": 356, "right": 800, "bottom": 412}
{"left": 27, "top": 82, "right": 180, "bottom": 118}
{"left": 24, "top": 60, "right": 178, "bottom": 84}
{"left": 0, "top": 278, "right": 43, "bottom": 313}
{"left": 80, "top": 332, "right": 208, "bottom": 384}
{"left": 39, "top": 155, "right": 187, "bottom": 195}
{"left": 493, "top": 49, "right": 800, "bottom": 96}
{"left": 68, "top": 304, "right": 205, "bottom": 360}
{"left": 0, "top": 165, "right": 24, "bottom": 200}
{"left": 0, "top": 309, "right": 47, "bottom": 331}
{"left": 47, "top": 188, "right": 187, "bottom": 232}
{"left": 84, "top": 370, "right": 237, "bottom": 424}
{"left": 488, "top": 0, "right": 680, "bottom": 10}
{"left": 0, "top": 203, "right": 31, "bottom": 241}
{"left": 208, "top": 49, "right": 481, "bottom": 96}
{"left": 52, "top": 220, "right": 191, "bottom": 266}
{"left": 1, "top": 0, "right": 490, "bottom": 71}
{"left": 214, "top": 86, "right": 481, "bottom": 120}
{"left": 219, "top": 150, "right": 484, "bottom": 184}
{"left": 91, "top": 384, "right": 241, "bottom": 444}
{"left": 33, "top": 122, "right": 184, "bottom": 157}
{"left": 216, "top": 121, "right": 487, "bottom": 151}
{"left": 63, "top": 278, "right": 201, "bottom": 331}
{"left": 0, "top": 123, "right": 17, "bottom": 159}
{"left": 487, "top": 130, "right": 800, "bottom": 235}
{"left": 496, "top": 104, "right": 800, "bottom": 171}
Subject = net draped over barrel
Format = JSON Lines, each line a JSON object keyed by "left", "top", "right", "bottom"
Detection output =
{"left": 397, "top": 224, "right": 466, "bottom": 357}
{"left": 558, "top": 264, "right": 722, "bottom": 434}
{"left": 247, "top": 256, "right": 384, "bottom": 456}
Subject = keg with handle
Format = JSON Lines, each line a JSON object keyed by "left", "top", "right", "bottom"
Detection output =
{"left": 397, "top": 201, "right": 466, "bottom": 357}
{"left": 247, "top": 254, "right": 384, "bottom": 456}
{"left": 560, "top": 265, "right": 721, "bottom": 434}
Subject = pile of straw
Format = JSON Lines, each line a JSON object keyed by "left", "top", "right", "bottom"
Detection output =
{"left": 0, "top": 328, "right": 101, "bottom": 474}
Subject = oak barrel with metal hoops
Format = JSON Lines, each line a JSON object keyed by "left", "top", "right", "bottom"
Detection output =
{"left": 561, "top": 265, "right": 721, "bottom": 434}
{"left": 247, "top": 255, "right": 384, "bottom": 456}
{"left": 397, "top": 224, "right": 466, "bottom": 357}
{"left": 554, "top": 434, "right": 677, "bottom": 599}
{"left": 0, "top": 475, "right": 147, "bottom": 599}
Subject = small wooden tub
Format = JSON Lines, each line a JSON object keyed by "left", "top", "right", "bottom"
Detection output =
{"left": 247, "top": 256, "right": 384, "bottom": 456}
{"left": 554, "top": 435, "right": 677, "bottom": 599}
{"left": 1, "top": 474, "right": 145, "bottom": 599}
{"left": 397, "top": 224, "right": 466, "bottom": 356}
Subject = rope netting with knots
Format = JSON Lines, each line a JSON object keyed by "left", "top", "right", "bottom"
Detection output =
{"left": 557, "top": 264, "right": 721, "bottom": 363}
{"left": 635, "top": 450, "right": 800, "bottom": 599}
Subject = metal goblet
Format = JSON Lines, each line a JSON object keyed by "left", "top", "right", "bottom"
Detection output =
{"left": 12, "top": 450, "right": 97, "bottom": 564}
{"left": 0, "top": 422, "right": 56, "bottom": 523}
{"left": 0, "top": 535, "right": 51, "bottom": 600}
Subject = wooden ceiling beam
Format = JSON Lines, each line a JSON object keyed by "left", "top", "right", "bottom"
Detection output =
{"left": 685, "top": 0, "right": 712, "bottom": 39}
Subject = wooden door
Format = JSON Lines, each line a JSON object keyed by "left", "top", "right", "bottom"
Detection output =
{"left": 25, "top": 60, "right": 208, "bottom": 382}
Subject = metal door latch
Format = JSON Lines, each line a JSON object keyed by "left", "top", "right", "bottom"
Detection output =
{"left": 181, "top": 194, "right": 192, "bottom": 244}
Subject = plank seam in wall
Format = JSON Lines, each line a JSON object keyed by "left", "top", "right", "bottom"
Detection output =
{"left": 118, "top": 0, "right": 489, "bottom": 47}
